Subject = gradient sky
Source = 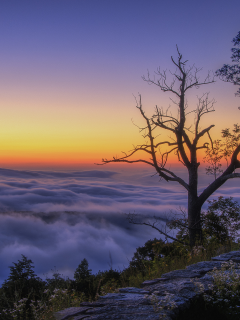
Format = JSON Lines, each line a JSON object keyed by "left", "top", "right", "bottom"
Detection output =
{"left": 0, "top": 0, "right": 239, "bottom": 169}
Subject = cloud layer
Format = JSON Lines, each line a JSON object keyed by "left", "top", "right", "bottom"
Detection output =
{"left": 0, "top": 166, "right": 239, "bottom": 286}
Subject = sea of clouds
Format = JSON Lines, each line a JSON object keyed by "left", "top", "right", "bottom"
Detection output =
{"left": 0, "top": 166, "right": 239, "bottom": 286}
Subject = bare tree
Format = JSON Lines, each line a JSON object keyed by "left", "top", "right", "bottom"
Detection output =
{"left": 100, "top": 48, "right": 240, "bottom": 247}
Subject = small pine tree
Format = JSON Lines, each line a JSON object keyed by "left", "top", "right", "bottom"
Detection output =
{"left": 1, "top": 255, "right": 45, "bottom": 318}
{"left": 7, "top": 254, "right": 37, "bottom": 282}
{"left": 74, "top": 258, "right": 92, "bottom": 282}
{"left": 74, "top": 258, "right": 93, "bottom": 297}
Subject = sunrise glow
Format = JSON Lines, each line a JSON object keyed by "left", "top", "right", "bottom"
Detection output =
{"left": 0, "top": 2, "right": 239, "bottom": 170}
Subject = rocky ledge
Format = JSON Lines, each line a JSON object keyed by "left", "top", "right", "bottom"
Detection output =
{"left": 54, "top": 250, "right": 240, "bottom": 320}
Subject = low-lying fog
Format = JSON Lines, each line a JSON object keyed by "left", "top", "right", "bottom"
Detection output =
{"left": 0, "top": 166, "right": 239, "bottom": 286}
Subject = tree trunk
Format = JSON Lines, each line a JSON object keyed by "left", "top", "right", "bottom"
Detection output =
{"left": 188, "top": 165, "right": 202, "bottom": 247}
{"left": 188, "top": 194, "right": 202, "bottom": 247}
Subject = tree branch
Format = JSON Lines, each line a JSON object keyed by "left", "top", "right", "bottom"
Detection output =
{"left": 127, "top": 213, "right": 186, "bottom": 245}
{"left": 199, "top": 145, "right": 240, "bottom": 206}
{"left": 193, "top": 124, "right": 215, "bottom": 146}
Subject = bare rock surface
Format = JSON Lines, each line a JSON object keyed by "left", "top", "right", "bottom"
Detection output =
{"left": 54, "top": 251, "right": 240, "bottom": 320}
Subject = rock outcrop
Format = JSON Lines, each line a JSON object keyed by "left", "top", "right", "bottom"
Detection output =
{"left": 54, "top": 250, "right": 240, "bottom": 320}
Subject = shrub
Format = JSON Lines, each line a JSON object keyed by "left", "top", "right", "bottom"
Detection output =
{"left": 194, "top": 260, "right": 240, "bottom": 320}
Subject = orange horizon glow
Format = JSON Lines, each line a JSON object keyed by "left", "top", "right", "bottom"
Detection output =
{"left": 0, "top": 147, "right": 227, "bottom": 171}
{"left": 0, "top": 84, "right": 237, "bottom": 171}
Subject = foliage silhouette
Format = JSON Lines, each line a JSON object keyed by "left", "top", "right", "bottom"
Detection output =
{"left": 216, "top": 31, "right": 240, "bottom": 97}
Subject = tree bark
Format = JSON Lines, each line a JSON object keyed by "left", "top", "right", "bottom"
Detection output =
{"left": 188, "top": 165, "right": 202, "bottom": 247}
{"left": 188, "top": 197, "right": 202, "bottom": 247}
